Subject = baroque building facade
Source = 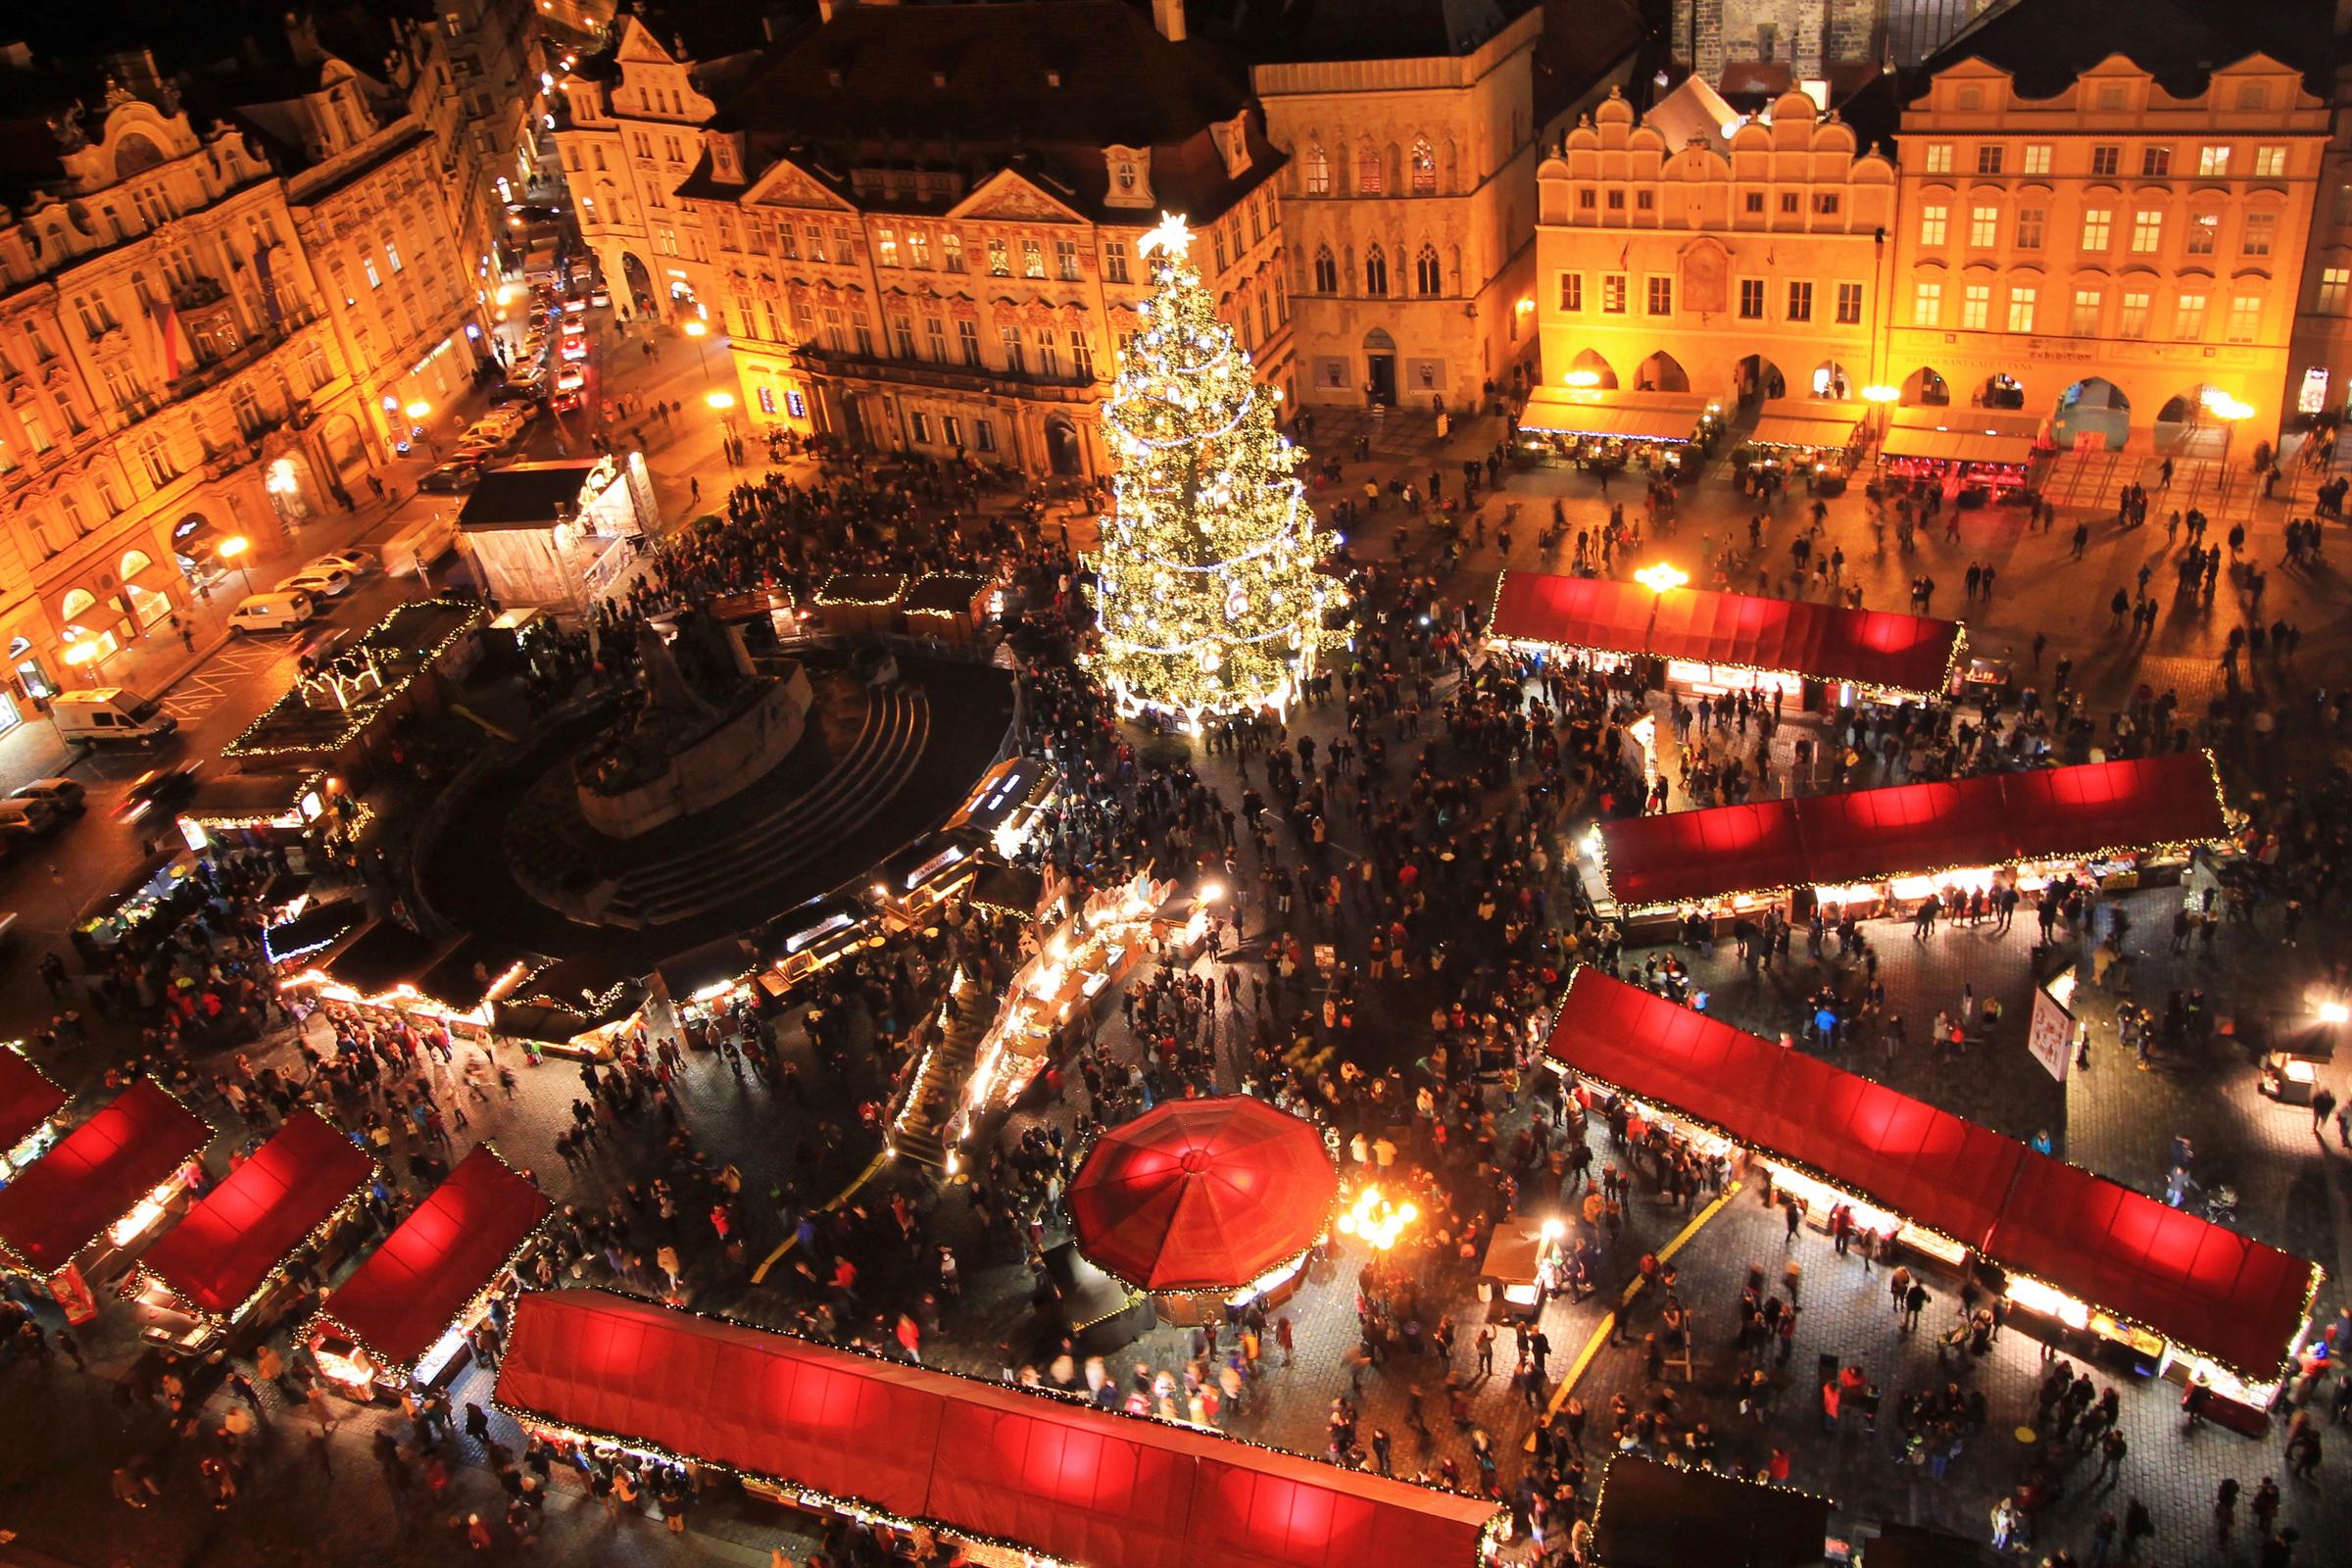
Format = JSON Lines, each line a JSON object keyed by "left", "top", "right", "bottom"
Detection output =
{"left": 1535, "top": 80, "right": 1896, "bottom": 409}
{"left": 656, "top": 0, "right": 1290, "bottom": 481}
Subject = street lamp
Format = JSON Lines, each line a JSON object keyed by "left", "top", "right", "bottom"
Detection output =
{"left": 1636, "top": 562, "right": 1688, "bottom": 645}
{"left": 1564, "top": 368, "right": 1601, "bottom": 389}
{"left": 707, "top": 389, "right": 740, "bottom": 466}
{"left": 1862, "top": 382, "right": 1900, "bottom": 449}
{"left": 219, "top": 533, "right": 256, "bottom": 598}
{"left": 2201, "top": 389, "right": 2253, "bottom": 472}
{"left": 683, "top": 317, "right": 711, "bottom": 381}
{"left": 61, "top": 637, "right": 111, "bottom": 684}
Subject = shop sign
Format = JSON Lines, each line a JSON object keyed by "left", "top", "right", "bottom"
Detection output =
{"left": 2028, "top": 981, "right": 2075, "bottom": 1083}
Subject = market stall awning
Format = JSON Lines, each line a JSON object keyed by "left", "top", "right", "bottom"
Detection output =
{"left": 1598, "top": 800, "right": 1807, "bottom": 912}
{"left": 0, "top": 1043, "right": 67, "bottom": 1154}
{"left": 1546, "top": 970, "right": 2321, "bottom": 1379}
{"left": 1747, "top": 409, "right": 1864, "bottom": 450}
{"left": 497, "top": 1291, "right": 1501, "bottom": 1568}
{"left": 1490, "top": 571, "right": 1963, "bottom": 697}
{"left": 0, "top": 1080, "right": 212, "bottom": 1273}
{"left": 1519, "top": 389, "right": 1708, "bottom": 442}
{"left": 1983, "top": 1153, "right": 2321, "bottom": 1381}
{"left": 1591, "top": 1454, "right": 1830, "bottom": 1568}
{"left": 312, "top": 1146, "right": 549, "bottom": 1372}
{"left": 1069, "top": 1098, "right": 1339, "bottom": 1293}
{"left": 138, "top": 1111, "right": 374, "bottom": 1321}
{"left": 1880, "top": 427, "right": 2034, "bottom": 466}
{"left": 1595, "top": 754, "right": 2229, "bottom": 910}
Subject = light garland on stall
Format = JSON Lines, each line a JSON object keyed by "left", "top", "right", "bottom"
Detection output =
{"left": 0, "top": 1042, "right": 67, "bottom": 1170}
{"left": 1590, "top": 1451, "right": 1839, "bottom": 1541}
{"left": 1589, "top": 749, "right": 2235, "bottom": 916}
{"left": 1483, "top": 574, "right": 1970, "bottom": 705}
{"left": 223, "top": 598, "right": 489, "bottom": 760}
{"left": 492, "top": 1287, "right": 1507, "bottom": 1564}
{"left": 811, "top": 573, "right": 909, "bottom": 608}
{"left": 134, "top": 1154, "right": 379, "bottom": 1329}
{"left": 1083, "top": 212, "right": 1336, "bottom": 725}
{"left": 1549, "top": 965, "right": 2321, "bottom": 1383}
{"left": 0, "top": 1078, "right": 214, "bottom": 1273}
{"left": 306, "top": 1141, "right": 551, "bottom": 1378}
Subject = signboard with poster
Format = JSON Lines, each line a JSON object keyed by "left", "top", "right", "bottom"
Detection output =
{"left": 2028, "top": 980, "right": 2075, "bottom": 1083}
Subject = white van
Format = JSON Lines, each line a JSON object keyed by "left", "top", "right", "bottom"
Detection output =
{"left": 228, "top": 590, "right": 317, "bottom": 634}
{"left": 50, "top": 687, "right": 179, "bottom": 748}
{"left": 382, "top": 514, "right": 460, "bottom": 578}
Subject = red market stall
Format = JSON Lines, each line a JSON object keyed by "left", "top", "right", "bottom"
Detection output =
{"left": 1984, "top": 1153, "right": 2323, "bottom": 1420}
{"left": 1591, "top": 753, "right": 2230, "bottom": 923}
{"left": 308, "top": 1145, "right": 550, "bottom": 1395}
{"left": 1069, "top": 1098, "right": 1338, "bottom": 1320}
{"left": 1544, "top": 969, "right": 2322, "bottom": 1408}
{"left": 1489, "top": 569, "right": 1965, "bottom": 705}
{"left": 0, "top": 1079, "right": 212, "bottom": 1317}
{"left": 0, "top": 1043, "right": 68, "bottom": 1176}
{"left": 135, "top": 1110, "right": 375, "bottom": 1336}
{"left": 496, "top": 1290, "right": 1503, "bottom": 1568}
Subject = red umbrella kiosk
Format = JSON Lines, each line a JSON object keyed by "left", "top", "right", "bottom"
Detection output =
{"left": 1070, "top": 1098, "right": 1338, "bottom": 1323}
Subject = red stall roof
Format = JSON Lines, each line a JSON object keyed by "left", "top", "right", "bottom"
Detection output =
{"left": 1547, "top": 970, "right": 2318, "bottom": 1379}
{"left": 1596, "top": 754, "right": 2229, "bottom": 910}
{"left": 313, "top": 1146, "right": 549, "bottom": 1371}
{"left": 1985, "top": 1153, "right": 2320, "bottom": 1381}
{"left": 0, "top": 1043, "right": 67, "bottom": 1154}
{"left": 0, "top": 1080, "right": 211, "bottom": 1273}
{"left": 1490, "top": 570, "right": 1963, "bottom": 697}
{"left": 140, "top": 1111, "right": 374, "bottom": 1322}
{"left": 498, "top": 1292, "right": 1501, "bottom": 1568}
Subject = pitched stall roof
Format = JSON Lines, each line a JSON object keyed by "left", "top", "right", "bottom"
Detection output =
{"left": 1546, "top": 970, "right": 2320, "bottom": 1378}
{"left": 312, "top": 1147, "right": 549, "bottom": 1372}
{"left": 138, "top": 1111, "right": 374, "bottom": 1321}
{"left": 1491, "top": 570, "right": 1964, "bottom": 697}
{"left": 497, "top": 1291, "right": 1503, "bottom": 1568}
{"left": 1591, "top": 1454, "right": 1830, "bottom": 1568}
{"left": 1594, "top": 755, "right": 2230, "bottom": 910}
{"left": 0, "top": 1080, "right": 212, "bottom": 1272}
{"left": 0, "top": 1043, "right": 68, "bottom": 1154}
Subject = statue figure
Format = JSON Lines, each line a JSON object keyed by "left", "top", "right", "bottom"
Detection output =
{"left": 49, "top": 104, "right": 87, "bottom": 152}
{"left": 635, "top": 619, "right": 713, "bottom": 720}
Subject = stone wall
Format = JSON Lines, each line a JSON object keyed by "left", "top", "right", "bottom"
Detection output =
{"left": 1670, "top": 0, "right": 1993, "bottom": 82}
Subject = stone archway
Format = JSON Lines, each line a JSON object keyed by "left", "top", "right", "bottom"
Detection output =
{"left": 1975, "top": 373, "right": 2027, "bottom": 410}
{"left": 1635, "top": 350, "right": 1690, "bottom": 393}
{"left": 2054, "top": 376, "right": 2131, "bottom": 453}
{"left": 1734, "top": 354, "right": 1785, "bottom": 404}
{"left": 2153, "top": 385, "right": 2233, "bottom": 460}
{"left": 1809, "top": 360, "right": 1852, "bottom": 401}
{"left": 1045, "top": 418, "right": 1084, "bottom": 478}
{"left": 620, "top": 252, "right": 656, "bottom": 318}
{"left": 1900, "top": 367, "right": 1950, "bottom": 407}
{"left": 1567, "top": 348, "right": 1618, "bottom": 390}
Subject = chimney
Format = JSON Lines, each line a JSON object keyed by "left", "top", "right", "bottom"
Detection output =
{"left": 1152, "top": 0, "right": 1187, "bottom": 43}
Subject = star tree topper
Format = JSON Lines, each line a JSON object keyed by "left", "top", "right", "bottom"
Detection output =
{"left": 1137, "top": 211, "right": 1195, "bottom": 261}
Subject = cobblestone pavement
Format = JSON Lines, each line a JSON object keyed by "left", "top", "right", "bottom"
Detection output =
{"left": 5, "top": 403, "right": 2351, "bottom": 1565}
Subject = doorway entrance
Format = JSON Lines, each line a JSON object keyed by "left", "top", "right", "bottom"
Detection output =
{"left": 1046, "top": 419, "right": 1083, "bottom": 477}
{"left": 1364, "top": 328, "right": 1396, "bottom": 406}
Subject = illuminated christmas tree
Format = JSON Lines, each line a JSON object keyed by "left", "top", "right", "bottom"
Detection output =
{"left": 1086, "top": 213, "right": 1333, "bottom": 723}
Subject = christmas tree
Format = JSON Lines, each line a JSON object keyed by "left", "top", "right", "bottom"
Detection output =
{"left": 1086, "top": 213, "right": 1333, "bottom": 723}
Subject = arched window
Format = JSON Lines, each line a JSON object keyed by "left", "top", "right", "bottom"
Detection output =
{"left": 1415, "top": 245, "right": 1443, "bottom": 296}
{"left": 59, "top": 587, "right": 97, "bottom": 619}
{"left": 120, "top": 550, "right": 153, "bottom": 579}
{"left": 1312, "top": 246, "right": 1338, "bottom": 293}
{"left": 1304, "top": 142, "right": 1330, "bottom": 196}
{"left": 1356, "top": 143, "right": 1383, "bottom": 195}
{"left": 1364, "top": 246, "right": 1389, "bottom": 297}
{"left": 1410, "top": 138, "right": 1437, "bottom": 196}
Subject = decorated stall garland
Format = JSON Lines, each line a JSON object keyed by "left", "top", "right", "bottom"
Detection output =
{"left": 492, "top": 1287, "right": 1509, "bottom": 1564}
{"left": 0, "top": 1077, "right": 213, "bottom": 1275}
{"left": 221, "top": 598, "right": 488, "bottom": 760}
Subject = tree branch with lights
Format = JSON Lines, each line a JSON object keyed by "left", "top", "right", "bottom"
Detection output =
{"left": 1085, "top": 213, "right": 1335, "bottom": 724}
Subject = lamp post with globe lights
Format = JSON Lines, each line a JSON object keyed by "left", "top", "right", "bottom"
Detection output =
{"left": 1862, "top": 383, "right": 1899, "bottom": 451}
{"left": 219, "top": 534, "right": 257, "bottom": 599}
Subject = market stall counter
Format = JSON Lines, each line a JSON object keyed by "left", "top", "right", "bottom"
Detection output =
{"left": 308, "top": 1145, "right": 549, "bottom": 1397}
{"left": 133, "top": 1110, "right": 376, "bottom": 1346}
{"left": 1516, "top": 388, "right": 1716, "bottom": 478}
{"left": 0, "top": 1042, "right": 68, "bottom": 1178}
{"left": 1739, "top": 402, "right": 1866, "bottom": 495}
{"left": 71, "top": 850, "right": 211, "bottom": 972}
{"left": 0, "top": 1079, "right": 212, "bottom": 1323}
{"left": 1881, "top": 408, "right": 2041, "bottom": 507}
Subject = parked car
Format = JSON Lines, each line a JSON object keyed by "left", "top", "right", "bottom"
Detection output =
{"left": 275, "top": 565, "right": 356, "bottom": 599}
{"left": 117, "top": 763, "right": 202, "bottom": 824}
{"left": 11, "top": 777, "right": 87, "bottom": 814}
{"left": 486, "top": 383, "right": 537, "bottom": 408}
{"left": 0, "top": 796, "right": 65, "bottom": 836}
{"left": 418, "top": 461, "right": 481, "bottom": 493}
{"left": 552, "top": 388, "right": 584, "bottom": 414}
{"left": 554, "top": 365, "right": 585, "bottom": 392}
{"left": 306, "top": 550, "right": 375, "bottom": 577}
{"left": 49, "top": 689, "right": 177, "bottom": 747}
{"left": 228, "top": 591, "right": 318, "bottom": 634}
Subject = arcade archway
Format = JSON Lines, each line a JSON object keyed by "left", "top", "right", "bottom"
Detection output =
{"left": 2054, "top": 377, "right": 2131, "bottom": 453}
{"left": 1635, "top": 350, "right": 1690, "bottom": 394}
{"left": 1900, "top": 367, "right": 1950, "bottom": 407}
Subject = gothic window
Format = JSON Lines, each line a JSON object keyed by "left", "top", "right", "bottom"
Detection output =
{"left": 1312, "top": 246, "right": 1338, "bottom": 292}
{"left": 1414, "top": 245, "right": 1442, "bottom": 296}
{"left": 1305, "top": 143, "right": 1330, "bottom": 196}
{"left": 1410, "top": 139, "right": 1437, "bottom": 196}
{"left": 1364, "top": 246, "right": 1389, "bottom": 296}
{"left": 1356, "top": 143, "right": 1383, "bottom": 195}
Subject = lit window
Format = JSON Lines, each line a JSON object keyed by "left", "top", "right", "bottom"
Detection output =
{"left": 386, "top": 239, "right": 402, "bottom": 271}
{"left": 876, "top": 227, "right": 900, "bottom": 267}
{"left": 2015, "top": 208, "right": 2044, "bottom": 249}
{"left": 907, "top": 230, "right": 930, "bottom": 269}
{"left": 1410, "top": 138, "right": 1436, "bottom": 195}
{"left": 1913, "top": 280, "right": 1941, "bottom": 325}
{"left": 2185, "top": 212, "right": 2218, "bottom": 255}
{"left": 1601, "top": 274, "right": 1626, "bottom": 314}
{"left": 1356, "top": 144, "right": 1383, "bottom": 194}
{"left": 943, "top": 233, "right": 965, "bottom": 272}
{"left": 986, "top": 238, "right": 1009, "bottom": 276}
{"left": 2007, "top": 285, "right": 2036, "bottom": 333}
{"left": 2022, "top": 144, "right": 2051, "bottom": 175}
{"left": 1925, "top": 144, "right": 1952, "bottom": 173}
{"left": 2241, "top": 211, "right": 2275, "bottom": 256}
{"left": 2319, "top": 267, "right": 2350, "bottom": 315}
{"left": 1056, "top": 239, "right": 1080, "bottom": 281}
{"left": 2117, "top": 291, "right": 2150, "bottom": 338}
{"left": 2198, "top": 144, "right": 2230, "bottom": 177}
{"left": 1558, "top": 272, "right": 1582, "bottom": 312}
{"left": 1305, "top": 143, "right": 1330, "bottom": 195}
{"left": 2226, "top": 294, "right": 2261, "bottom": 344}
{"left": 2070, "top": 287, "right": 2101, "bottom": 337}
{"left": 363, "top": 257, "right": 381, "bottom": 288}
{"left": 1970, "top": 207, "right": 1997, "bottom": 248}
{"left": 2080, "top": 209, "right": 2112, "bottom": 250}
{"left": 2130, "top": 211, "right": 2162, "bottom": 253}
{"left": 2254, "top": 145, "right": 2286, "bottom": 178}
{"left": 1961, "top": 283, "right": 1989, "bottom": 329}
{"left": 1918, "top": 205, "right": 1947, "bottom": 245}
{"left": 2175, "top": 293, "right": 2207, "bottom": 339}
{"left": 1021, "top": 239, "right": 1044, "bottom": 278}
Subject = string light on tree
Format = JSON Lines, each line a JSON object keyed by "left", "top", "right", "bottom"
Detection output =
{"left": 1086, "top": 211, "right": 1334, "bottom": 724}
